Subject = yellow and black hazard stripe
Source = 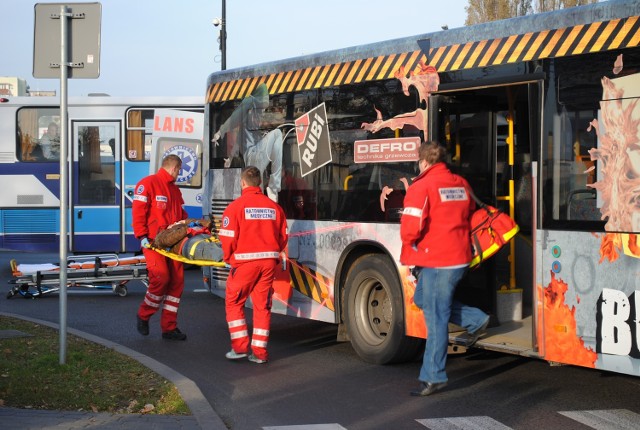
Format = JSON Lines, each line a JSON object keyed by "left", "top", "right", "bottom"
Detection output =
{"left": 206, "top": 15, "right": 639, "bottom": 104}
{"left": 288, "top": 261, "right": 335, "bottom": 312}
{"left": 430, "top": 15, "right": 639, "bottom": 72}
{"left": 206, "top": 50, "right": 427, "bottom": 104}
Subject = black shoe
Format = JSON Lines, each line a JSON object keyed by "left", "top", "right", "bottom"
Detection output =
{"left": 162, "top": 328, "right": 187, "bottom": 341}
{"left": 465, "top": 317, "right": 490, "bottom": 347}
{"left": 410, "top": 381, "right": 447, "bottom": 396}
{"left": 136, "top": 315, "right": 149, "bottom": 336}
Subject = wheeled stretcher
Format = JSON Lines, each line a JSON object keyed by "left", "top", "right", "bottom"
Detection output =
{"left": 7, "top": 254, "right": 148, "bottom": 299}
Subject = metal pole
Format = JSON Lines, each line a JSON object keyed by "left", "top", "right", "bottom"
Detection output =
{"left": 58, "top": 4, "right": 69, "bottom": 365}
{"left": 531, "top": 161, "right": 539, "bottom": 353}
{"left": 221, "top": 0, "right": 226, "bottom": 70}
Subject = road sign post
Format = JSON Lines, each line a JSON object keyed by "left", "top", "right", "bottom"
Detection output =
{"left": 33, "top": 2, "right": 101, "bottom": 365}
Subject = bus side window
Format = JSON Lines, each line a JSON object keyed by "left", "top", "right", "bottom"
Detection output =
{"left": 17, "top": 107, "right": 59, "bottom": 162}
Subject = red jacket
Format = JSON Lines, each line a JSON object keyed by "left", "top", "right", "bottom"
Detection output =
{"left": 219, "top": 186, "right": 288, "bottom": 267}
{"left": 400, "top": 162, "right": 475, "bottom": 268}
{"left": 132, "top": 168, "right": 188, "bottom": 240}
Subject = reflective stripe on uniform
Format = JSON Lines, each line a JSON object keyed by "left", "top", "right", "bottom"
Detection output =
{"left": 253, "top": 328, "right": 269, "bottom": 336}
{"left": 146, "top": 291, "right": 164, "bottom": 301}
{"left": 165, "top": 295, "right": 180, "bottom": 304}
{"left": 231, "top": 330, "right": 249, "bottom": 339}
{"left": 235, "top": 251, "right": 280, "bottom": 260}
{"left": 163, "top": 303, "right": 179, "bottom": 313}
{"left": 219, "top": 229, "right": 235, "bottom": 237}
{"left": 228, "top": 319, "right": 246, "bottom": 328}
{"left": 144, "top": 297, "right": 161, "bottom": 308}
{"left": 403, "top": 207, "right": 423, "bottom": 217}
{"left": 251, "top": 339, "right": 268, "bottom": 348}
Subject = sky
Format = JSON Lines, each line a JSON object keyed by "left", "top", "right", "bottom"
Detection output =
{"left": 4, "top": 0, "right": 469, "bottom": 97}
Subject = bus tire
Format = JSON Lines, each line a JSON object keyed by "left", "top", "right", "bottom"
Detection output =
{"left": 344, "top": 254, "right": 422, "bottom": 364}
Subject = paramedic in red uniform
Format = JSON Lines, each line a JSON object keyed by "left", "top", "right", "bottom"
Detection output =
{"left": 400, "top": 141, "right": 489, "bottom": 396}
{"left": 133, "top": 154, "right": 189, "bottom": 341}
{"left": 219, "top": 166, "right": 288, "bottom": 363}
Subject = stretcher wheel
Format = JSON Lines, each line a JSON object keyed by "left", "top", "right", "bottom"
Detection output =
{"left": 114, "top": 284, "right": 128, "bottom": 297}
{"left": 11, "top": 284, "right": 39, "bottom": 299}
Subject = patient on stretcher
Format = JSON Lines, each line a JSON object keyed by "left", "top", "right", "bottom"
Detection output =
{"left": 152, "top": 218, "right": 223, "bottom": 262}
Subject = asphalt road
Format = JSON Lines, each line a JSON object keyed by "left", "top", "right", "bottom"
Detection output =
{"left": 3, "top": 250, "right": 640, "bottom": 430}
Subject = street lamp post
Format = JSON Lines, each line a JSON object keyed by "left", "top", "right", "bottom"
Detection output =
{"left": 213, "top": 0, "right": 227, "bottom": 70}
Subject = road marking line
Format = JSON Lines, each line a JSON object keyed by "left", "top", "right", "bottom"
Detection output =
{"left": 559, "top": 409, "right": 640, "bottom": 430}
{"left": 416, "top": 416, "right": 513, "bottom": 429}
{"left": 262, "top": 425, "right": 347, "bottom": 430}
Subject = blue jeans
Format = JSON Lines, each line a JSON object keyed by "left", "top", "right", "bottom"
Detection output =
{"left": 413, "top": 266, "right": 489, "bottom": 383}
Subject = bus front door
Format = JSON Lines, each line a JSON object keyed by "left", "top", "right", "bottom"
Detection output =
{"left": 71, "top": 121, "right": 123, "bottom": 253}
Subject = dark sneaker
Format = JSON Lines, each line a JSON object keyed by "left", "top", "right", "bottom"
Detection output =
{"left": 465, "top": 317, "right": 490, "bottom": 347}
{"left": 225, "top": 350, "right": 248, "bottom": 360}
{"left": 136, "top": 315, "right": 149, "bottom": 336}
{"left": 410, "top": 381, "right": 447, "bottom": 396}
{"left": 248, "top": 353, "right": 267, "bottom": 364}
{"left": 162, "top": 328, "right": 187, "bottom": 341}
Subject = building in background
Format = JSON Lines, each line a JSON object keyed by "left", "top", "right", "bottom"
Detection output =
{"left": 0, "top": 77, "right": 55, "bottom": 96}
{"left": 0, "top": 77, "right": 29, "bottom": 96}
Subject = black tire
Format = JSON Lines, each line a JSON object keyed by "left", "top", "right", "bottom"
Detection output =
{"left": 344, "top": 254, "right": 422, "bottom": 364}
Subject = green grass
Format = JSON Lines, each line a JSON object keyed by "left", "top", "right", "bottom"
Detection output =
{"left": 0, "top": 315, "right": 190, "bottom": 414}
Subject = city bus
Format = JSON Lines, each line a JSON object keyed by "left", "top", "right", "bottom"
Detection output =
{"left": 202, "top": 0, "right": 640, "bottom": 376}
{"left": 0, "top": 95, "right": 204, "bottom": 253}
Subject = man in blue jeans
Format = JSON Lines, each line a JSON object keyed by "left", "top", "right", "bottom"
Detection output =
{"left": 400, "top": 141, "right": 489, "bottom": 396}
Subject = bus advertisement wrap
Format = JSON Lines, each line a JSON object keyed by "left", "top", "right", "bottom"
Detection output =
{"left": 295, "top": 103, "right": 331, "bottom": 177}
{"left": 354, "top": 137, "right": 420, "bottom": 164}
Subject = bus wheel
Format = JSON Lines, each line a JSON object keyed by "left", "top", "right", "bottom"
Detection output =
{"left": 344, "top": 254, "right": 422, "bottom": 364}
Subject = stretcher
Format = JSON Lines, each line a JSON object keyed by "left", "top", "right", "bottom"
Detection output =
{"left": 7, "top": 254, "right": 148, "bottom": 299}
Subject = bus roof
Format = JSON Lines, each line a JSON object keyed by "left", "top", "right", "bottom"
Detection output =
{"left": 205, "top": 0, "right": 638, "bottom": 102}
{"left": 0, "top": 95, "right": 204, "bottom": 108}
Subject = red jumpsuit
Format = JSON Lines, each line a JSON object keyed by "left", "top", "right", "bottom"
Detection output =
{"left": 219, "top": 186, "right": 288, "bottom": 360}
{"left": 132, "top": 168, "right": 188, "bottom": 332}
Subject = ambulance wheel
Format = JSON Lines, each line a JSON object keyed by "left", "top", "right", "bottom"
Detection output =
{"left": 6, "top": 287, "right": 17, "bottom": 299}
{"left": 344, "top": 254, "right": 422, "bottom": 364}
{"left": 115, "top": 285, "right": 128, "bottom": 297}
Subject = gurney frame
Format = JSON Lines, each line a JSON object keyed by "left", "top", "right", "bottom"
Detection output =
{"left": 7, "top": 254, "right": 148, "bottom": 299}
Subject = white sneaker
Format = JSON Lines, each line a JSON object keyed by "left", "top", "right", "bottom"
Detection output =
{"left": 225, "top": 350, "right": 247, "bottom": 360}
{"left": 248, "top": 353, "right": 267, "bottom": 364}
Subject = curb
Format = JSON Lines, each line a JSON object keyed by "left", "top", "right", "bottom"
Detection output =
{"left": 0, "top": 311, "right": 227, "bottom": 430}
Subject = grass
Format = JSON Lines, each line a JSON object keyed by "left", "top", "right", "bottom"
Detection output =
{"left": 0, "top": 315, "right": 190, "bottom": 415}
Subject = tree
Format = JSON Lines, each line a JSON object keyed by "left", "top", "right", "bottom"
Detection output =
{"left": 465, "top": 0, "right": 531, "bottom": 25}
{"left": 535, "top": 0, "right": 598, "bottom": 12}
{"left": 465, "top": 0, "right": 598, "bottom": 25}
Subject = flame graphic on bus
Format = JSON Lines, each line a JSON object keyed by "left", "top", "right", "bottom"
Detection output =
{"left": 538, "top": 273, "right": 597, "bottom": 368}
{"left": 598, "top": 232, "right": 640, "bottom": 263}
